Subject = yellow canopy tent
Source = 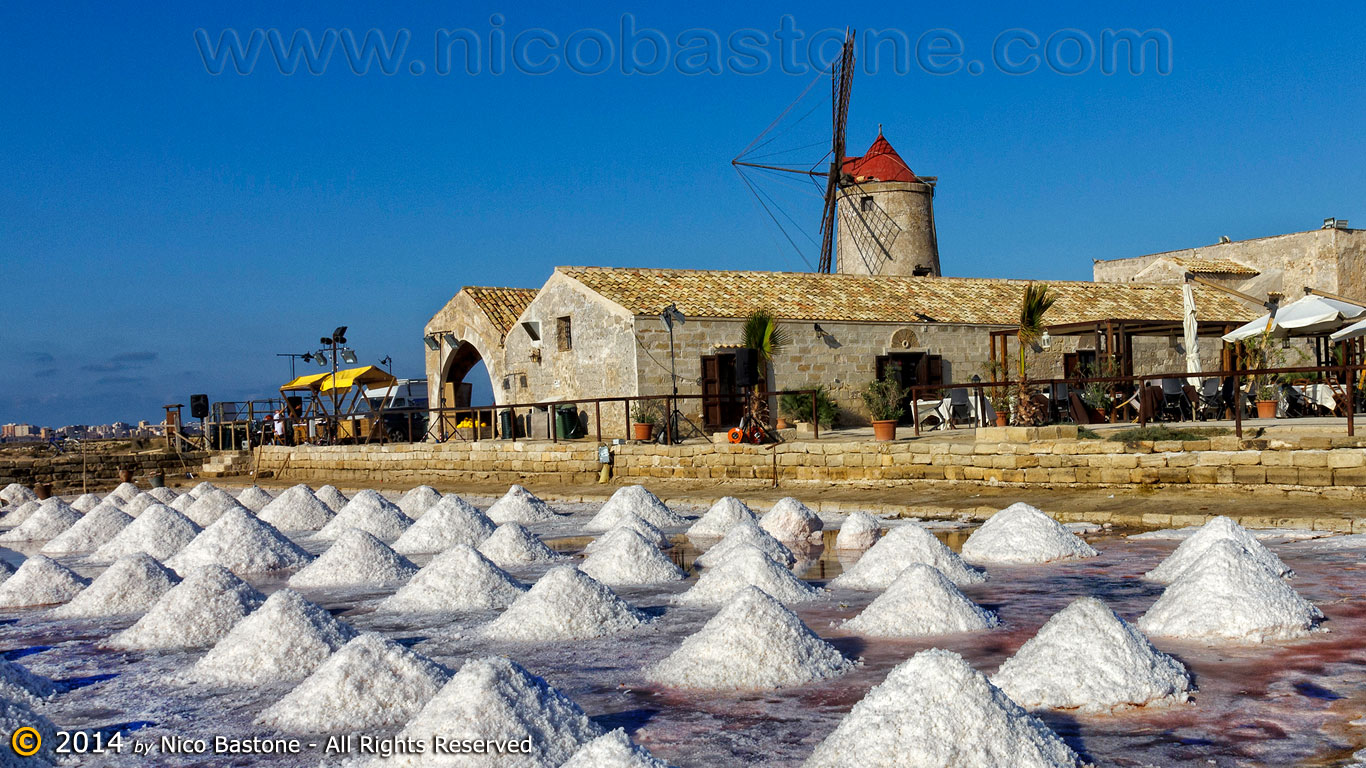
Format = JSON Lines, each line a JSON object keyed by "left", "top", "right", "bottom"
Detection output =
{"left": 280, "top": 372, "right": 331, "bottom": 392}
{"left": 318, "top": 365, "right": 397, "bottom": 393}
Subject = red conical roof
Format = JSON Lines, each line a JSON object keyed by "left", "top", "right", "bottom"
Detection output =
{"left": 842, "top": 129, "right": 918, "bottom": 183}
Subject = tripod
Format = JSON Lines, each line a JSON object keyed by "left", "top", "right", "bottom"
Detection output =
{"left": 658, "top": 398, "right": 704, "bottom": 445}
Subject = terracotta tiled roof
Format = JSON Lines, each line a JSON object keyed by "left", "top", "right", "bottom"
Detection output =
{"left": 842, "top": 131, "right": 918, "bottom": 183}
{"left": 462, "top": 286, "right": 538, "bottom": 336}
{"left": 557, "top": 267, "right": 1257, "bottom": 326}
{"left": 1165, "top": 256, "right": 1260, "bottom": 276}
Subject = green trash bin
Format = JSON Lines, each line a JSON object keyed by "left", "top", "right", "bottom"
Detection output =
{"left": 498, "top": 410, "right": 515, "bottom": 439}
{"left": 554, "top": 406, "right": 584, "bottom": 439}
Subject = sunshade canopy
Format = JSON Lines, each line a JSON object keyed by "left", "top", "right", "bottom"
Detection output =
{"left": 1221, "top": 295, "right": 1366, "bottom": 343}
{"left": 319, "top": 365, "right": 396, "bottom": 394}
{"left": 280, "top": 372, "right": 331, "bottom": 392}
{"left": 1331, "top": 317, "right": 1366, "bottom": 342}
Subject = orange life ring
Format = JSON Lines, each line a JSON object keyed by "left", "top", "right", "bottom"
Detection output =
{"left": 727, "top": 427, "right": 744, "bottom": 444}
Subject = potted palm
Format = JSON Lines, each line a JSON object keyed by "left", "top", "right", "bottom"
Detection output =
{"left": 862, "top": 374, "right": 906, "bottom": 441}
{"left": 630, "top": 404, "right": 658, "bottom": 441}
{"left": 1013, "top": 283, "right": 1056, "bottom": 426}
{"left": 741, "top": 309, "right": 790, "bottom": 428}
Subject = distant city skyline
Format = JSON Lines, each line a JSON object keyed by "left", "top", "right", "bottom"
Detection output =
{"left": 4, "top": 2, "right": 1365, "bottom": 425}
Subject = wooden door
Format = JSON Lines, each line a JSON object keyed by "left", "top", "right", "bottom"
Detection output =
{"left": 701, "top": 353, "right": 744, "bottom": 431}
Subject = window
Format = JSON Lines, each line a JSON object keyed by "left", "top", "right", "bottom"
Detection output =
{"left": 860, "top": 196, "right": 874, "bottom": 212}
{"left": 557, "top": 316, "right": 572, "bottom": 351}
{"left": 521, "top": 321, "right": 541, "bottom": 342}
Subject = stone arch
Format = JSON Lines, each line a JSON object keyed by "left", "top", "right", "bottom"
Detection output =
{"left": 439, "top": 340, "right": 487, "bottom": 409}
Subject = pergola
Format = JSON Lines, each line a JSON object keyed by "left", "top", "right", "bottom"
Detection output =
{"left": 987, "top": 318, "right": 1243, "bottom": 380}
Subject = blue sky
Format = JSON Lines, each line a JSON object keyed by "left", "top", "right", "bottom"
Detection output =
{"left": 3, "top": 1, "right": 1364, "bottom": 426}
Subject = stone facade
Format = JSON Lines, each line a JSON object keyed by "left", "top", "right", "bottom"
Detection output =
{"left": 0, "top": 451, "right": 209, "bottom": 493}
{"left": 835, "top": 180, "right": 940, "bottom": 277}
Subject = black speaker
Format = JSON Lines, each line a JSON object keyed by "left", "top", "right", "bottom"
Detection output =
{"left": 734, "top": 348, "right": 760, "bottom": 388}
{"left": 286, "top": 396, "right": 304, "bottom": 417}
{"left": 189, "top": 394, "right": 209, "bottom": 419}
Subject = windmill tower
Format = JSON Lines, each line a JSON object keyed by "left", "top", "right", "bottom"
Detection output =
{"left": 835, "top": 129, "right": 940, "bottom": 277}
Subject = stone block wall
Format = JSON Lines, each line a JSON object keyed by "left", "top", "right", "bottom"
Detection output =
{"left": 0, "top": 451, "right": 209, "bottom": 493}
{"left": 255, "top": 442, "right": 601, "bottom": 486}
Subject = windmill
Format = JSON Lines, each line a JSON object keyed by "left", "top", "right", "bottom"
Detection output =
{"left": 732, "top": 29, "right": 940, "bottom": 277}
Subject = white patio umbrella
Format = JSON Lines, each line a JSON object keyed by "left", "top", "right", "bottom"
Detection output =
{"left": 1330, "top": 316, "right": 1366, "bottom": 342}
{"left": 1182, "top": 283, "right": 1201, "bottom": 386}
{"left": 1220, "top": 294, "right": 1366, "bottom": 343}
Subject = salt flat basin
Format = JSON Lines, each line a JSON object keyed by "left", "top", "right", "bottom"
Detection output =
{"left": 1, "top": 510, "right": 1364, "bottom": 767}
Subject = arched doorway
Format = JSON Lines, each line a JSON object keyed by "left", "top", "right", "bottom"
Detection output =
{"left": 437, "top": 341, "right": 493, "bottom": 437}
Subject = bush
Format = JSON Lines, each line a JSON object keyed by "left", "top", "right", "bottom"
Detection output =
{"left": 1105, "top": 425, "right": 1230, "bottom": 442}
{"left": 779, "top": 386, "right": 838, "bottom": 428}
{"left": 861, "top": 375, "right": 906, "bottom": 422}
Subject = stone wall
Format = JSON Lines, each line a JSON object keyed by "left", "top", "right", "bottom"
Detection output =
{"left": 255, "top": 442, "right": 601, "bottom": 486}
{"left": 0, "top": 451, "right": 209, "bottom": 493}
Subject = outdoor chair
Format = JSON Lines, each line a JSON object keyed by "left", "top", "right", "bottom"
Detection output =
{"left": 1160, "top": 378, "right": 1192, "bottom": 421}
{"left": 1196, "top": 378, "right": 1222, "bottom": 421}
{"left": 947, "top": 388, "right": 975, "bottom": 429}
{"left": 1051, "top": 382, "right": 1073, "bottom": 423}
{"left": 1138, "top": 383, "right": 1165, "bottom": 423}
{"left": 1281, "top": 383, "right": 1312, "bottom": 418}
{"left": 1068, "top": 392, "right": 1106, "bottom": 425}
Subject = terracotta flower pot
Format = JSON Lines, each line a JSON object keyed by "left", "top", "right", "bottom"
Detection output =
{"left": 34, "top": 483, "right": 52, "bottom": 500}
{"left": 118, "top": 469, "right": 133, "bottom": 483}
{"left": 871, "top": 419, "right": 898, "bottom": 442}
{"left": 776, "top": 417, "right": 790, "bottom": 430}
{"left": 1255, "top": 400, "right": 1278, "bottom": 419}
{"left": 994, "top": 412, "right": 1009, "bottom": 427}
{"left": 632, "top": 422, "right": 654, "bottom": 441}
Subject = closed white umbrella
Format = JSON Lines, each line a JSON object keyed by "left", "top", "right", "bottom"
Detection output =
{"left": 1182, "top": 283, "right": 1201, "bottom": 386}
{"left": 1330, "top": 316, "right": 1366, "bottom": 342}
{"left": 1220, "top": 295, "right": 1366, "bottom": 343}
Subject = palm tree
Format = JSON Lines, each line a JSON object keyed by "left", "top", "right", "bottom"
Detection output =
{"left": 1015, "top": 283, "right": 1055, "bottom": 423}
{"left": 741, "top": 310, "right": 789, "bottom": 426}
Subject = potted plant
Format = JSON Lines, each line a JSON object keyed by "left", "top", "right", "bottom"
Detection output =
{"left": 1012, "top": 282, "right": 1056, "bottom": 426}
{"left": 1242, "top": 331, "right": 1284, "bottom": 419}
{"left": 981, "top": 361, "right": 1011, "bottom": 426}
{"left": 1255, "top": 383, "right": 1280, "bottom": 419}
{"left": 779, "top": 386, "right": 838, "bottom": 431}
{"left": 630, "top": 404, "right": 658, "bottom": 441}
{"left": 861, "top": 374, "right": 906, "bottom": 441}
{"left": 741, "top": 309, "right": 791, "bottom": 428}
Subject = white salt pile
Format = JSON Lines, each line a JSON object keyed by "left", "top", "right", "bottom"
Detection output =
{"left": 677, "top": 545, "right": 823, "bottom": 607}
{"left": 483, "top": 566, "right": 651, "bottom": 641}
{"left": 1138, "top": 539, "right": 1322, "bottom": 643}
{"left": 70, "top": 493, "right": 104, "bottom": 513}
{"left": 993, "top": 597, "right": 1192, "bottom": 712}
{"left": 584, "top": 513, "right": 670, "bottom": 551}
{"left": 182, "top": 487, "right": 250, "bottom": 527}
{"left": 0, "top": 555, "right": 90, "bottom": 608}
{"left": 694, "top": 519, "right": 795, "bottom": 569}
{"left": 40, "top": 503, "right": 132, "bottom": 555}
{"left": 166, "top": 507, "right": 312, "bottom": 575}
{"left": 91, "top": 503, "right": 201, "bottom": 562}
{"left": 0, "top": 500, "right": 39, "bottom": 525}
{"left": 106, "top": 565, "right": 265, "bottom": 650}
{"left": 830, "top": 524, "right": 986, "bottom": 590}
{"left": 686, "top": 496, "right": 758, "bottom": 539}
{"left": 111, "top": 481, "right": 142, "bottom": 502}
{"left": 315, "top": 484, "right": 349, "bottom": 510}
{"left": 169, "top": 494, "right": 195, "bottom": 512}
{"left": 380, "top": 545, "right": 526, "bottom": 613}
{"left": 579, "top": 528, "right": 685, "bottom": 586}
{"left": 834, "top": 511, "right": 882, "bottom": 550}
{"left": 257, "top": 632, "right": 450, "bottom": 734}
{"left": 50, "top": 553, "right": 179, "bottom": 618}
{"left": 586, "top": 484, "right": 689, "bottom": 532}
{"left": 383, "top": 656, "right": 602, "bottom": 768}
{"left": 147, "top": 486, "right": 179, "bottom": 504}
{"left": 0, "top": 697, "right": 57, "bottom": 766}
{"left": 1145, "top": 515, "right": 1292, "bottom": 584}
{"left": 123, "top": 492, "right": 162, "bottom": 516}
{"left": 803, "top": 648, "right": 1084, "bottom": 768}
{"left": 961, "top": 502, "right": 1100, "bottom": 565}
{"left": 650, "top": 586, "right": 851, "bottom": 690}
{"left": 0, "top": 658, "right": 55, "bottom": 707}
{"left": 194, "top": 588, "right": 357, "bottom": 685}
{"left": 315, "top": 489, "right": 413, "bottom": 541}
{"left": 392, "top": 495, "right": 496, "bottom": 555}
{"left": 477, "top": 522, "right": 562, "bottom": 568}
{"left": 0, "top": 499, "right": 81, "bottom": 542}
{"left": 257, "top": 484, "right": 336, "bottom": 530}
{"left": 289, "top": 528, "right": 418, "bottom": 589}
{"left": 484, "top": 484, "right": 558, "bottom": 524}
{"left": 397, "top": 485, "right": 443, "bottom": 519}
{"left": 235, "top": 485, "right": 275, "bottom": 512}
{"left": 758, "top": 497, "right": 824, "bottom": 543}
{"left": 0, "top": 483, "right": 36, "bottom": 505}
{"left": 841, "top": 563, "right": 1000, "bottom": 637}
{"left": 560, "top": 729, "right": 677, "bottom": 768}
{"left": 0, "top": 561, "right": 13, "bottom": 580}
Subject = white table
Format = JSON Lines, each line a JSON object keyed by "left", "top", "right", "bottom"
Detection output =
{"left": 915, "top": 394, "right": 995, "bottom": 430}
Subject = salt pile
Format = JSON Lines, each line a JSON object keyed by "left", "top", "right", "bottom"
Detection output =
{"left": 397, "top": 485, "right": 443, "bottom": 519}
{"left": 392, "top": 495, "right": 496, "bottom": 554}
{"left": 0, "top": 561, "right": 13, "bottom": 580}
{"left": 561, "top": 729, "right": 677, "bottom": 768}
{"left": 993, "top": 597, "right": 1192, "bottom": 712}
{"left": 961, "top": 502, "right": 1100, "bottom": 565}
{"left": 315, "top": 489, "right": 413, "bottom": 541}
{"left": 677, "top": 545, "right": 822, "bottom": 607}
{"left": 235, "top": 485, "right": 275, "bottom": 512}
{"left": 166, "top": 507, "right": 312, "bottom": 575}
{"left": 803, "top": 649, "right": 1084, "bottom": 768}
{"left": 194, "top": 588, "right": 357, "bottom": 685}
{"left": 182, "top": 487, "right": 250, "bottom": 527}
{"left": 315, "top": 484, "right": 349, "bottom": 510}
{"left": 686, "top": 496, "right": 758, "bottom": 538}
{"left": 841, "top": 564, "right": 1000, "bottom": 637}
{"left": 484, "top": 484, "right": 558, "bottom": 524}
{"left": 0, "top": 483, "right": 36, "bottom": 505}
{"left": 123, "top": 492, "right": 162, "bottom": 516}
{"left": 650, "top": 586, "right": 851, "bottom": 690}
{"left": 694, "top": 519, "right": 795, "bottom": 569}
{"left": 383, "top": 545, "right": 525, "bottom": 613}
{"left": 383, "top": 656, "right": 602, "bottom": 768}
{"left": 70, "top": 493, "right": 104, "bottom": 513}
{"left": 50, "top": 553, "right": 179, "bottom": 618}
{"left": 0, "top": 658, "right": 55, "bottom": 707}
{"left": 0, "top": 555, "right": 89, "bottom": 608}
{"left": 106, "top": 565, "right": 265, "bottom": 650}
{"left": 91, "top": 503, "right": 201, "bottom": 562}
{"left": 579, "top": 528, "right": 685, "bottom": 586}
{"left": 289, "top": 529, "right": 418, "bottom": 588}
{"left": 257, "top": 484, "right": 336, "bottom": 530}
{"left": 169, "top": 494, "right": 195, "bottom": 512}
{"left": 584, "top": 513, "right": 670, "bottom": 551}
{"left": 1138, "top": 539, "right": 1322, "bottom": 643}
{"left": 0, "top": 697, "right": 57, "bottom": 766}
{"left": 830, "top": 524, "right": 986, "bottom": 589}
{"left": 40, "top": 503, "right": 132, "bottom": 555}
{"left": 257, "top": 632, "right": 449, "bottom": 734}
{"left": 111, "top": 481, "right": 142, "bottom": 501}
{"left": 0, "top": 500, "right": 39, "bottom": 525}
{"left": 758, "top": 497, "right": 824, "bottom": 543}
{"left": 0, "top": 499, "right": 81, "bottom": 542}
{"left": 586, "top": 484, "right": 689, "bottom": 532}
{"left": 147, "top": 486, "right": 179, "bottom": 504}
{"left": 477, "top": 522, "right": 562, "bottom": 568}
{"left": 834, "top": 511, "right": 882, "bottom": 550}
{"left": 1145, "top": 515, "right": 1291, "bottom": 583}
{"left": 483, "top": 566, "right": 650, "bottom": 641}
